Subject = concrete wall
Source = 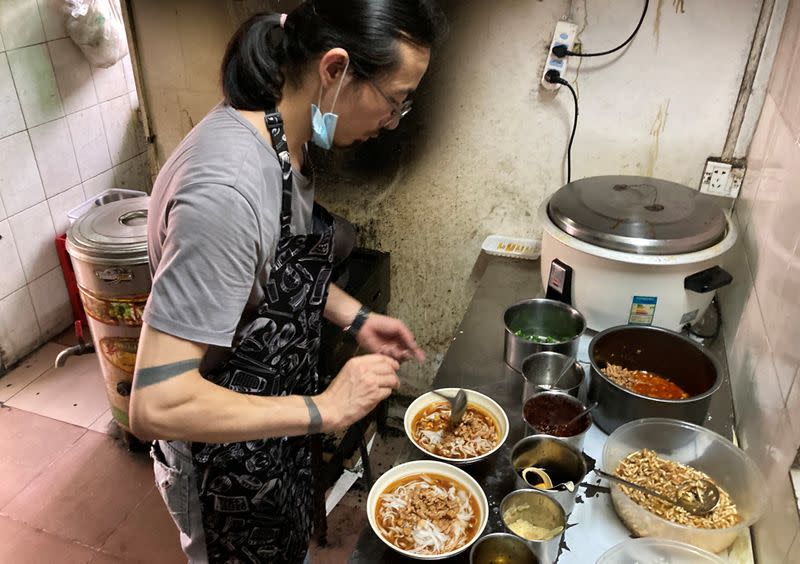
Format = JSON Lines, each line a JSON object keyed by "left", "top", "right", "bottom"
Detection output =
{"left": 128, "top": 0, "right": 769, "bottom": 388}
{"left": 719, "top": 0, "right": 800, "bottom": 559}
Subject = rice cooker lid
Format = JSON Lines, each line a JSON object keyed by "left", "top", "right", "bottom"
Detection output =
{"left": 547, "top": 176, "right": 728, "bottom": 255}
{"left": 67, "top": 196, "right": 149, "bottom": 263}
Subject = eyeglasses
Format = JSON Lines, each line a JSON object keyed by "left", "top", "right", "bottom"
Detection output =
{"left": 369, "top": 79, "right": 413, "bottom": 122}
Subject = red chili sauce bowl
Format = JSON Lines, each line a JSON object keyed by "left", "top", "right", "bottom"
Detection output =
{"left": 522, "top": 391, "right": 592, "bottom": 450}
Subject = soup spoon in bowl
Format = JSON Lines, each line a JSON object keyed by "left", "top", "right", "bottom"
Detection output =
{"left": 432, "top": 389, "right": 468, "bottom": 429}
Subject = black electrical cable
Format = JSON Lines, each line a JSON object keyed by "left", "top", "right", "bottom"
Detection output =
{"left": 545, "top": 70, "right": 579, "bottom": 184}
{"left": 562, "top": 80, "right": 578, "bottom": 184}
{"left": 552, "top": 0, "right": 649, "bottom": 58}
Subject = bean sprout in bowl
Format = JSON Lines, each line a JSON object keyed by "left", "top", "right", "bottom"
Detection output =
{"left": 404, "top": 388, "right": 509, "bottom": 464}
{"left": 366, "top": 460, "right": 489, "bottom": 560}
{"left": 603, "top": 418, "right": 766, "bottom": 553}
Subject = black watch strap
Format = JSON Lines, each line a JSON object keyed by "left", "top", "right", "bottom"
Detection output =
{"left": 344, "top": 305, "right": 371, "bottom": 338}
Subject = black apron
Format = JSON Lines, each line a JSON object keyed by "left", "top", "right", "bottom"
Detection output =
{"left": 191, "top": 109, "right": 335, "bottom": 563}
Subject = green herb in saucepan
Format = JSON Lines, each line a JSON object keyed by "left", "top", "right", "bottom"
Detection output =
{"left": 513, "top": 330, "right": 561, "bottom": 344}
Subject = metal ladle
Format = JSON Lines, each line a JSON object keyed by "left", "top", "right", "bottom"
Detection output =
{"left": 594, "top": 468, "right": 721, "bottom": 516}
{"left": 432, "top": 389, "right": 468, "bottom": 429}
{"left": 537, "top": 356, "right": 576, "bottom": 392}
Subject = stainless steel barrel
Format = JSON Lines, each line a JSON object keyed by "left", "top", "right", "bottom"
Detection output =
{"left": 66, "top": 197, "right": 150, "bottom": 433}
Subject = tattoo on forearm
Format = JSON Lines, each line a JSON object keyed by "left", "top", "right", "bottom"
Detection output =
{"left": 303, "top": 396, "right": 323, "bottom": 434}
{"left": 134, "top": 359, "right": 201, "bottom": 389}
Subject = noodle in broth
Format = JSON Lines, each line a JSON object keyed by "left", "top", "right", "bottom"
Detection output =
{"left": 376, "top": 473, "right": 480, "bottom": 555}
{"left": 411, "top": 401, "right": 499, "bottom": 459}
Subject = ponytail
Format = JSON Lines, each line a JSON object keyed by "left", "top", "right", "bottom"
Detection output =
{"left": 221, "top": 13, "right": 287, "bottom": 110}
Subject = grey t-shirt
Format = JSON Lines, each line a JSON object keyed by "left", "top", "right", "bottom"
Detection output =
{"left": 144, "top": 104, "right": 314, "bottom": 370}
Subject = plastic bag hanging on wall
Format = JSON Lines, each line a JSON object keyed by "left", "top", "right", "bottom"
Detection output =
{"left": 64, "top": 0, "right": 129, "bottom": 68}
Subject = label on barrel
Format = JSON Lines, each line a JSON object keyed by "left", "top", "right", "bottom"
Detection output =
{"left": 100, "top": 337, "right": 139, "bottom": 373}
{"left": 95, "top": 267, "right": 134, "bottom": 284}
{"left": 81, "top": 288, "right": 147, "bottom": 326}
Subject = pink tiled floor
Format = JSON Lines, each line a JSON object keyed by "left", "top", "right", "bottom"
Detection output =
{"left": 0, "top": 333, "right": 362, "bottom": 563}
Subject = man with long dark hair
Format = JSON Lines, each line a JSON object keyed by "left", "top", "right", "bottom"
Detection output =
{"left": 129, "top": 1, "right": 446, "bottom": 562}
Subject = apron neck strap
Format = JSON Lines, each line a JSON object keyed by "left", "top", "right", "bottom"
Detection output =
{"left": 264, "top": 109, "right": 293, "bottom": 238}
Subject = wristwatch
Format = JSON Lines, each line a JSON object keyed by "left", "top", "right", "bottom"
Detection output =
{"left": 344, "top": 305, "right": 371, "bottom": 338}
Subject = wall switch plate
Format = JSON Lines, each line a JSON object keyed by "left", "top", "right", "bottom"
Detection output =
{"left": 699, "top": 158, "right": 745, "bottom": 198}
{"left": 541, "top": 20, "right": 578, "bottom": 91}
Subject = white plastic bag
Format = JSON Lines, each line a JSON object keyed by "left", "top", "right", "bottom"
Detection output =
{"left": 64, "top": 0, "right": 129, "bottom": 68}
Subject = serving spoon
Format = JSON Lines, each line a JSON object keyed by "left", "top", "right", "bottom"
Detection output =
{"left": 594, "top": 468, "right": 721, "bottom": 516}
{"left": 562, "top": 402, "right": 599, "bottom": 427}
{"left": 431, "top": 389, "right": 468, "bottom": 429}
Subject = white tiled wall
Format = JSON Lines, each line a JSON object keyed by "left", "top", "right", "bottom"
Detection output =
{"left": 721, "top": 0, "right": 800, "bottom": 560}
{"left": 0, "top": 1, "right": 151, "bottom": 369}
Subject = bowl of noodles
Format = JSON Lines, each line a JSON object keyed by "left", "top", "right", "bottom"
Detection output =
{"left": 404, "top": 388, "right": 509, "bottom": 464}
{"left": 367, "top": 460, "right": 489, "bottom": 559}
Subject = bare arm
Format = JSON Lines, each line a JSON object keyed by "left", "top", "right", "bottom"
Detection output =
{"left": 324, "top": 283, "right": 361, "bottom": 328}
{"left": 129, "top": 323, "right": 399, "bottom": 442}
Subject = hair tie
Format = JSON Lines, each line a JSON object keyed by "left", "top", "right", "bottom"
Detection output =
{"left": 280, "top": 13, "right": 287, "bottom": 28}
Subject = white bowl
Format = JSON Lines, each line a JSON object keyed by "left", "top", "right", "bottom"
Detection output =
{"left": 366, "top": 460, "right": 489, "bottom": 560}
{"left": 404, "top": 388, "right": 510, "bottom": 464}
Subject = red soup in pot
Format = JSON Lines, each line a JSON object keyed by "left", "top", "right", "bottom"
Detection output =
{"left": 603, "top": 363, "right": 689, "bottom": 400}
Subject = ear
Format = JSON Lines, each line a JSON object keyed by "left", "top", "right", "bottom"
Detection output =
{"left": 318, "top": 48, "right": 350, "bottom": 88}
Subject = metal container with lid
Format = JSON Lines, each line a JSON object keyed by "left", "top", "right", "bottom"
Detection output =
{"left": 539, "top": 176, "right": 736, "bottom": 332}
{"left": 547, "top": 176, "right": 728, "bottom": 256}
{"left": 67, "top": 197, "right": 151, "bottom": 434}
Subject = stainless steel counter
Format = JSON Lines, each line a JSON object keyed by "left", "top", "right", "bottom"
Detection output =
{"left": 348, "top": 255, "right": 737, "bottom": 563}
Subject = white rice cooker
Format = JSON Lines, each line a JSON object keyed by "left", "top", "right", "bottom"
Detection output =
{"left": 539, "top": 176, "right": 737, "bottom": 332}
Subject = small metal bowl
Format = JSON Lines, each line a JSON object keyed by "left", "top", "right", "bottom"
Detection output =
{"left": 521, "top": 351, "right": 584, "bottom": 401}
{"left": 522, "top": 390, "right": 592, "bottom": 451}
{"left": 500, "top": 489, "right": 566, "bottom": 564}
{"left": 469, "top": 532, "right": 539, "bottom": 564}
{"left": 510, "top": 434, "right": 588, "bottom": 515}
{"left": 503, "top": 298, "right": 585, "bottom": 372}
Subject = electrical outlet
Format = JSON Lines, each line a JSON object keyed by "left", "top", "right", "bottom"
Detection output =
{"left": 699, "top": 158, "right": 746, "bottom": 198}
{"left": 699, "top": 159, "right": 732, "bottom": 196}
{"left": 541, "top": 21, "right": 578, "bottom": 91}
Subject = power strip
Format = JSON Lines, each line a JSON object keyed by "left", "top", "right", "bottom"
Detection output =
{"left": 541, "top": 20, "right": 578, "bottom": 91}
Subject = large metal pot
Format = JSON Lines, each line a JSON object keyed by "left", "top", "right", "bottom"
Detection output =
{"left": 587, "top": 325, "right": 721, "bottom": 434}
{"left": 66, "top": 197, "right": 150, "bottom": 434}
{"left": 503, "top": 299, "right": 585, "bottom": 372}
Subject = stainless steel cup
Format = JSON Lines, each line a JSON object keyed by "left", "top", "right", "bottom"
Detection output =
{"left": 521, "top": 351, "right": 584, "bottom": 401}
{"left": 469, "top": 532, "right": 539, "bottom": 564}
{"left": 510, "top": 434, "right": 588, "bottom": 515}
{"left": 503, "top": 299, "right": 585, "bottom": 372}
{"left": 522, "top": 390, "right": 592, "bottom": 451}
{"left": 500, "top": 489, "right": 566, "bottom": 564}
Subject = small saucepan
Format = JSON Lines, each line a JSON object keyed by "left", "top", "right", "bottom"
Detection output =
{"left": 503, "top": 299, "right": 585, "bottom": 372}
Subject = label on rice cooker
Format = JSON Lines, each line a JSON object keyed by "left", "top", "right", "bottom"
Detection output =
{"left": 628, "top": 296, "right": 657, "bottom": 325}
{"left": 680, "top": 309, "right": 699, "bottom": 326}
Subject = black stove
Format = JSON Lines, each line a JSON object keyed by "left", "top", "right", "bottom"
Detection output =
{"left": 313, "top": 246, "right": 391, "bottom": 544}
